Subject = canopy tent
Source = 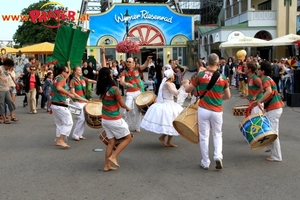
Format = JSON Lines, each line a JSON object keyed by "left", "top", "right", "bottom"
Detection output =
{"left": 219, "top": 37, "right": 271, "bottom": 48}
{"left": 269, "top": 33, "right": 300, "bottom": 46}
{"left": 18, "top": 42, "right": 54, "bottom": 54}
{"left": 1, "top": 46, "right": 19, "bottom": 54}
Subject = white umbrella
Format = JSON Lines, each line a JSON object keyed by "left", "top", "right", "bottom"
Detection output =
{"left": 219, "top": 37, "right": 271, "bottom": 48}
{"left": 269, "top": 33, "right": 300, "bottom": 46}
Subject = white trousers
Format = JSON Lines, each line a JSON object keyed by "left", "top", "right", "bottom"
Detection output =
{"left": 198, "top": 107, "right": 223, "bottom": 167}
{"left": 51, "top": 105, "right": 73, "bottom": 137}
{"left": 266, "top": 108, "right": 282, "bottom": 161}
{"left": 124, "top": 90, "right": 141, "bottom": 130}
{"left": 71, "top": 102, "right": 86, "bottom": 139}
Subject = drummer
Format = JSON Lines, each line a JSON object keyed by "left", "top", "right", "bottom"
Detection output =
{"left": 183, "top": 53, "right": 231, "bottom": 170}
{"left": 251, "top": 61, "right": 284, "bottom": 162}
{"left": 69, "top": 66, "right": 97, "bottom": 141}
{"left": 96, "top": 67, "right": 132, "bottom": 171}
{"left": 50, "top": 61, "right": 75, "bottom": 148}
{"left": 244, "top": 61, "right": 263, "bottom": 114}
{"left": 119, "top": 55, "right": 152, "bottom": 132}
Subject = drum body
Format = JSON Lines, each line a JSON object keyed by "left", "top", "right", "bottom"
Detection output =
{"left": 135, "top": 91, "right": 156, "bottom": 115}
{"left": 239, "top": 113, "right": 277, "bottom": 150}
{"left": 99, "top": 131, "right": 133, "bottom": 151}
{"left": 173, "top": 103, "right": 199, "bottom": 144}
{"left": 232, "top": 104, "right": 249, "bottom": 116}
{"left": 85, "top": 100, "right": 103, "bottom": 129}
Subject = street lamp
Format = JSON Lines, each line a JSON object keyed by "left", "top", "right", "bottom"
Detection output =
{"left": 124, "top": 9, "right": 131, "bottom": 58}
{"left": 124, "top": 9, "right": 131, "bottom": 37}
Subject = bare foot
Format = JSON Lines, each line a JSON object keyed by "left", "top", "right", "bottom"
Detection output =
{"left": 55, "top": 142, "right": 70, "bottom": 148}
{"left": 103, "top": 166, "right": 117, "bottom": 172}
{"left": 108, "top": 156, "right": 120, "bottom": 167}
{"left": 135, "top": 129, "right": 140, "bottom": 133}
{"left": 158, "top": 136, "right": 168, "bottom": 147}
{"left": 167, "top": 143, "right": 178, "bottom": 147}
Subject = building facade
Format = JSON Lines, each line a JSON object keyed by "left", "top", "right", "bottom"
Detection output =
{"left": 198, "top": 0, "right": 300, "bottom": 60}
{"left": 87, "top": 3, "right": 194, "bottom": 66}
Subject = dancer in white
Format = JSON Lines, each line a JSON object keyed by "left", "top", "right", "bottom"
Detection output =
{"left": 141, "top": 69, "right": 183, "bottom": 147}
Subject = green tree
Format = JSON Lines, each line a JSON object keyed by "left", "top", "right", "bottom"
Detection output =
{"left": 13, "top": 0, "right": 64, "bottom": 46}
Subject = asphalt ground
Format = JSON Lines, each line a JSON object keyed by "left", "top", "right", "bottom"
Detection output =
{"left": 1, "top": 72, "right": 300, "bottom": 200}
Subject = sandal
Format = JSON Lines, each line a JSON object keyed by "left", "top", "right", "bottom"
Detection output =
{"left": 11, "top": 117, "right": 19, "bottom": 122}
{"left": 4, "top": 120, "right": 11, "bottom": 124}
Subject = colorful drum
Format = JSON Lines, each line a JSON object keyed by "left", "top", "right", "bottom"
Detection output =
{"left": 135, "top": 91, "right": 156, "bottom": 115}
{"left": 239, "top": 113, "right": 277, "bottom": 150}
{"left": 173, "top": 102, "right": 199, "bottom": 144}
{"left": 232, "top": 104, "right": 249, "bottom": 116}
{"left": 99, "top": 131, "right": 133, "bottom": 151}
{"left": 85, "top": 100, "right": 102, "bottom": 129}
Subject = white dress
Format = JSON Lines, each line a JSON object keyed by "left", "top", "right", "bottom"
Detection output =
{"left": 141, "top": 82, "right": 183, "bottom": 136}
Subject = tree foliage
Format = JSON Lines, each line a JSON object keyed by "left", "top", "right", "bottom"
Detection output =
{"left": 13, "top": 0, "right": 64, "bottom": 46}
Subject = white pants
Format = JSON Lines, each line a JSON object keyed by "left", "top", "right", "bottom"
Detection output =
{"left": 266, "top": 108, "right": 282, "bottom": 161}
{"left": 251, "top": 104, "right": 263, "bottom": 115}
{"left": 198, "top": 107, "right": 223, "bottom": 168}
{"left": 51, "top": 105, "right": 73, "bottom": 137}
{"left": 124, "top": 90, "right": 141, "bottom": 130}
{"left": 71, "top": 102, "right": 86, "bottom": 139}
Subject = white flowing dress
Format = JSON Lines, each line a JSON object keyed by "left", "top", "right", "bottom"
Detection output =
{"left": 141, "top": 82, "right": 183, "bottom": 136}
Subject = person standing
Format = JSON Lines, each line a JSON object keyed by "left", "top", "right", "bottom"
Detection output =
{"left": 22, "top": 57, "right": 36, "bottom": 107}
{"left": 50, "top": 62, "right": 75, "bottom": 148}
{"left": 245, "top": 61, "right": 263, "bottom": 114}
{"left": 96, "top": 67, "right": 132, "bottom": 171}
{"left": 141, "top": 69, "right": 184, "bottom": 147}
{"left": 69, "top": 66, "right": 96, "bottom": 141}
{"left": 0, "top": 59, "right": 18, "bottom": 124}
{"left": 154, "top": 58, "right": 163, "bottom": 95}
{"left": 82, "top": 61, "right": 95, "bottom": 100}
{"left": 252, "top": 61, "right": 284, "bottom": 162}
{"left": 184, "top": 53, "right": 231, "bottom": 170}
{"left": 23, "top": 64, "right": 43, "bottom": 114}
{"left": 120, "top": 56, "right": 151, "bottom": 132}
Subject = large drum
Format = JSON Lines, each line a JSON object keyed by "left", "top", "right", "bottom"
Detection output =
{"left": 239, "top": 113, "right": 277, "bottom": 150}
{"left": 173, "top": 103, "right": 199, "bottom": 144}
{"left": 99, "top": 131, "right": 133, "bottom": 151}
{"left": 135, "top": 91, "right": 156, "bottom": 115}
{"left": 232, "top": 104, "right": 249, "bottom": 116}
{"left": 85, "top": 100, "right": 103, "bottom": 129}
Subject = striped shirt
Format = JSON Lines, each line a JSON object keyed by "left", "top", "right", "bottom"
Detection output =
{"left": 69, "top": 76, "right": 88, "bottom": 103}
{"left": 102, "top": 86, "right": 122, "bottom": 120}
{"left": 50, "top": 75, "right": 67, "bottom": 103}
{"left": 261, "top": 76, "right": 284, "bottom": 112}
{"left": 247, "top": 74, "right": 263, "bottom": 101}
{"left": 191, "top": 71, "right": 228, "bottom": 112}
{"left": 121, "top": 68, "right": 141, "bottom": 92}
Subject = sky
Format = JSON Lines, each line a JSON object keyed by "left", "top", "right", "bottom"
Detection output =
{"left": 0, "top": 0, "right": 83, "bottom": 42}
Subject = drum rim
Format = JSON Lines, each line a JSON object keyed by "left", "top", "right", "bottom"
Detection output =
{"left": 249, "top": 131, "right": 277, "bottom": 150}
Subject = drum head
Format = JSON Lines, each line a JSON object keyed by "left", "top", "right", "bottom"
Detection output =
{"left": 85, "top": 100, "right": 102, "bottom": 117}
{"left": 135, "top": 91, "right": 156, "bottom": 107}
{"left": 249, "top": 131, "right": 277, "bottom": 150}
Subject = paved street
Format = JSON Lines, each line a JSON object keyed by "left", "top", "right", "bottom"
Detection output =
{"left": 1, "top": 73, "right": 300, "bottom": 200}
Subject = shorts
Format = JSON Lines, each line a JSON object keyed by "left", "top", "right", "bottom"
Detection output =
{"left": 102, "top": 118, "right": 130, "bottom": 139}
{"left": 10, "top": 87, "right": 17, "bottom": 94}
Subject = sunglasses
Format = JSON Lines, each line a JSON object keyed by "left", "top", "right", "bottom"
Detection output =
{"left": 126, "top": 61, "right": 132, "bottom": 63}
{"left": 64, "top": 71, "right": 69, "bottom": 73}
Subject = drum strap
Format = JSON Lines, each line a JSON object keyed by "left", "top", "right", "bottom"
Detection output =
{"left": 198, "top": 71, "right": 220, "bottom": 99}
